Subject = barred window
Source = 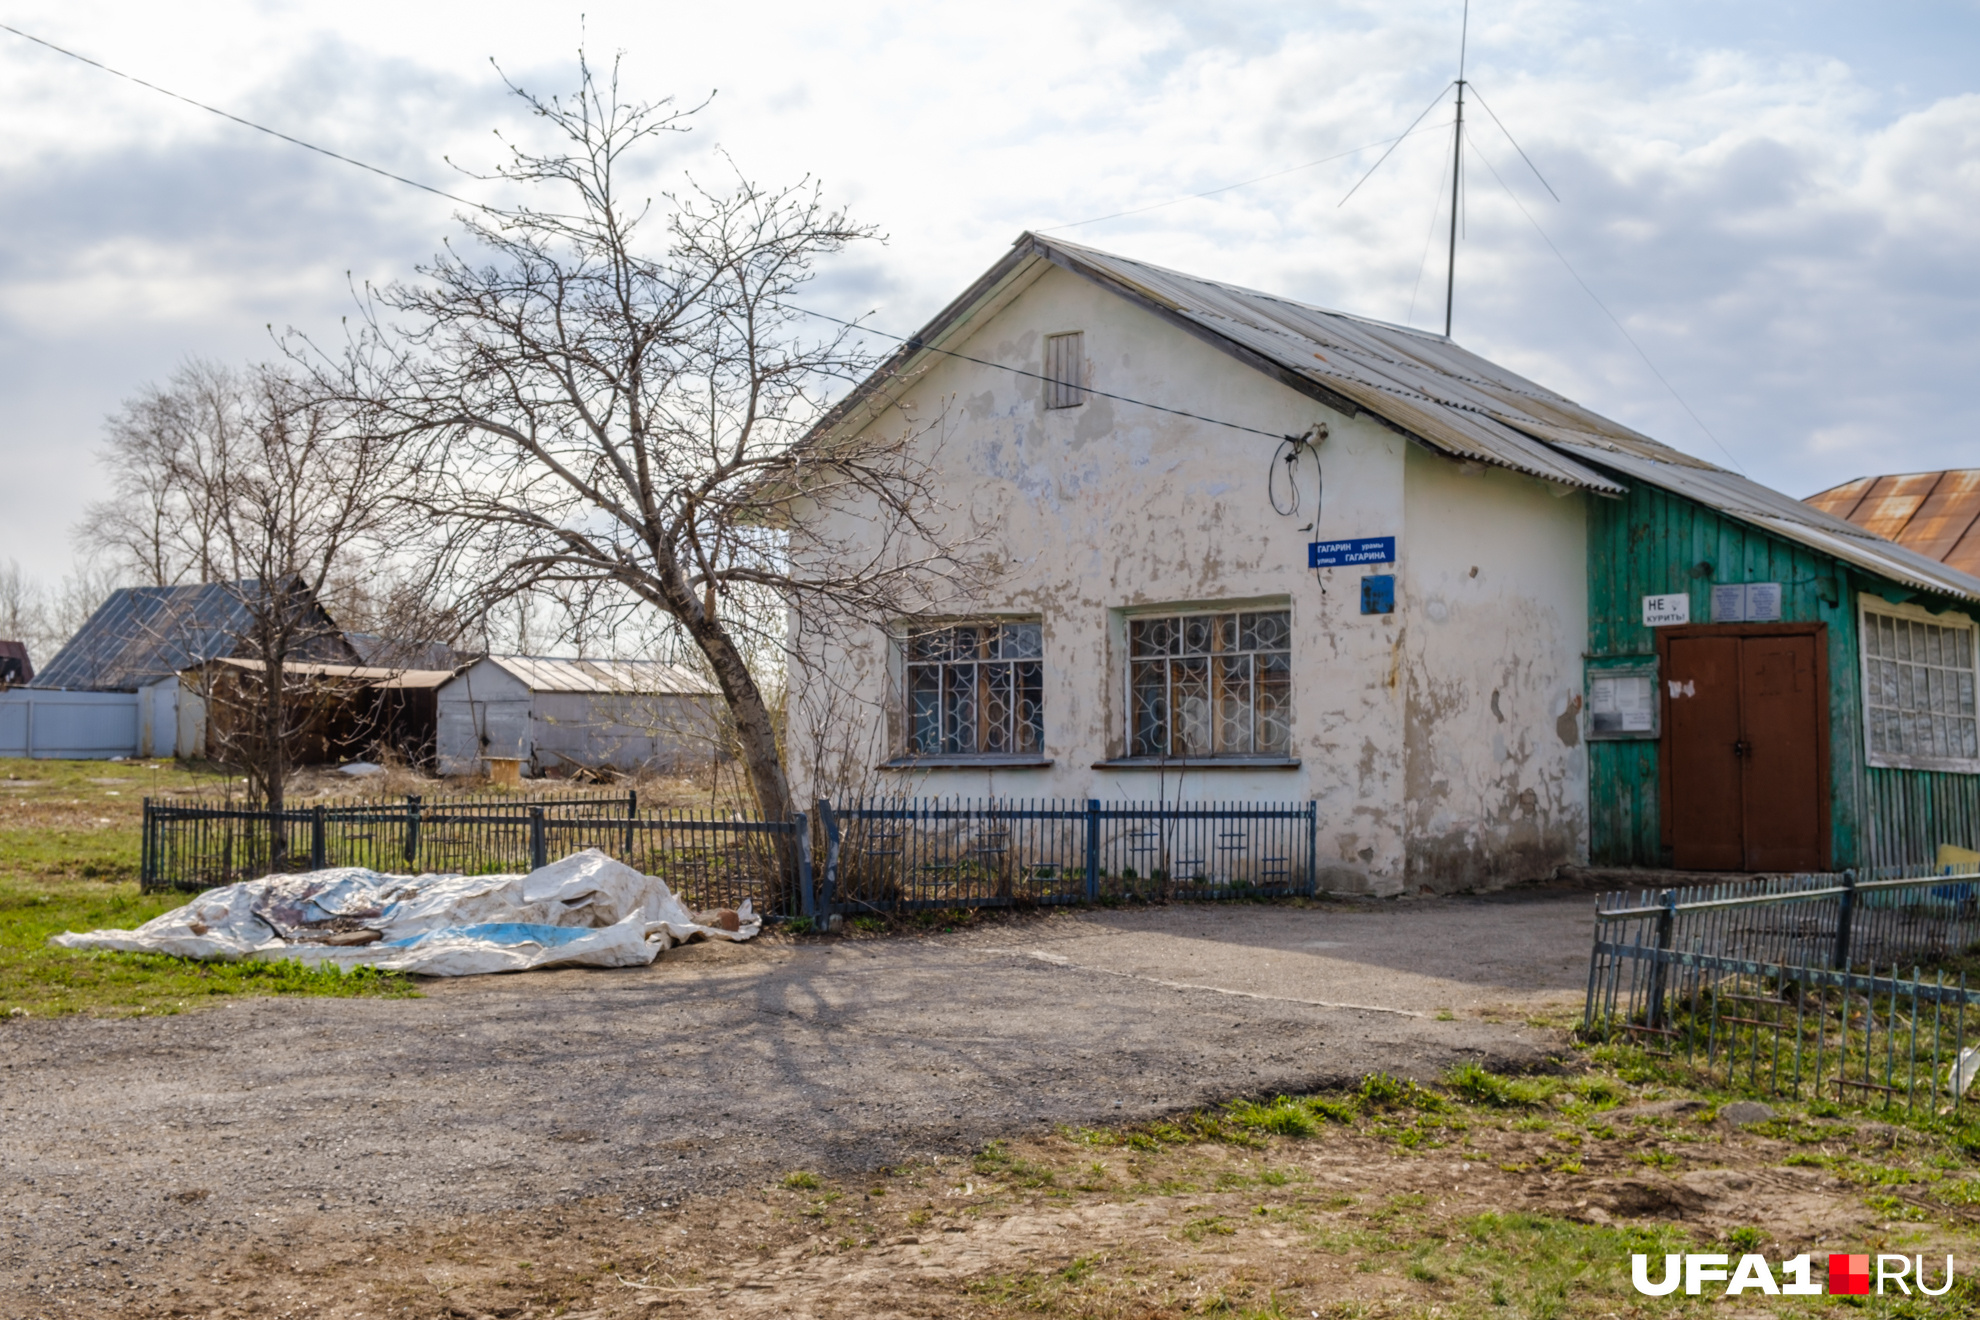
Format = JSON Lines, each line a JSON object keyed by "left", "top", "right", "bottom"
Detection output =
{"left": 1863, "top": 607, "right": 1979, "bottom": 767}
{"left": 1129, "top": 610, "right": 1291, "bottom": 758}
{"left": 906, "top": 622, "right": 1044, "bottom": 757}
{"left": 1044, "top": 331, "right": 1084, "bottom": 409}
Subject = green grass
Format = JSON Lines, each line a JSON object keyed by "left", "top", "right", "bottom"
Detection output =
{"left": 0, "top": 874, "right": 419, "bottom": 1016}
{"left": 1, "top": 758, "right": 419, "bottom": 1015}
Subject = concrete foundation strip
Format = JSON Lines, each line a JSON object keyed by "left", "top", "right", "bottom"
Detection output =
{"left": 986, "top": 947, "right": 1425, "bottom": 1018}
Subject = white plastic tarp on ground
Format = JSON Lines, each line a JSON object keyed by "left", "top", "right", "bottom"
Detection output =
{"left": 50, "top": 849, "right": 758, "bottom": 976}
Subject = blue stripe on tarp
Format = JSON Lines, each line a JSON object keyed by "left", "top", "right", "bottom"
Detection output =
{"left": 382, "top": 922, "right": 601, "bottom": 949}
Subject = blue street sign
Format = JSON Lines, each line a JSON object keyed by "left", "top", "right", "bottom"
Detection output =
{"left": 1308, "top": 536, "right": 1396, "bottom": 568}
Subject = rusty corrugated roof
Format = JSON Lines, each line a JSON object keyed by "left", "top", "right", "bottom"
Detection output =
{"left": 1807, "top": 470, "right": 1980, "bottom": 579}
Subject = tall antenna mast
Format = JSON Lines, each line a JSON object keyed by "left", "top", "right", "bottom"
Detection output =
{"left": 1445, "top": 0, "right": 1469, "bottom": 337}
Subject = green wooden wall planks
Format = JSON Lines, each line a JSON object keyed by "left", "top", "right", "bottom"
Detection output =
{"left": 1584, "top": 481, "right": 1864, "bottom": 867}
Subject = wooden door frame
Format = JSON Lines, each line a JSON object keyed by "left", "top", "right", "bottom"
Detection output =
{"left": 1656, "top": 622, "right": 1831, "bottom": 869}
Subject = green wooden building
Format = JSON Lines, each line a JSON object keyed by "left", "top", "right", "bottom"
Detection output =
{"left": 1569, "top": 445, "right": 1980, "bottom": 873}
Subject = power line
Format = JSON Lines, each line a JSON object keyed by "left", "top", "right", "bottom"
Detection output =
{"left": 1040, "top": 120, "right": 1453, "bottom": 232}
{"left": 0, "top": 21, "right": 490, "bottom": 212}
{"left": 1466, "top": 135, "right": 1744, "bottom": 473}
{"left": 783, "top": 302, "right": 1305, "bottom": 443}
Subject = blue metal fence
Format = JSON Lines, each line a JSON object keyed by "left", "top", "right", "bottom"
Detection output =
{"left": 815, "top": 797, "right": 1318, "bottom": 914}
{"left": 143, "top": 793, "right": 1317, "bottom": 918}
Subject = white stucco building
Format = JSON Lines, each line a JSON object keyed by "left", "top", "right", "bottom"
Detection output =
{"left": 787, "top": 235, "right": 1628, "bottom": 896}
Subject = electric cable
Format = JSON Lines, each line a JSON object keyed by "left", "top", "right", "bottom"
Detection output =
{"left": 1266, "top": 430, "right": 1325, "bottom": 523}
{"left": 0, "top": 22, "right": 495, "bottom": 213}
{"left": 1039, "top": 119, "right": 1454, "bottom": 233}
{"left": 1465, "top": 136, "right": 1745, "bottom": 474}
{"left": 0, "top": 21, "right": 1330, "bottom": 454}
{"left": 783, "top": 302, "right": 1310, "bottom": 445}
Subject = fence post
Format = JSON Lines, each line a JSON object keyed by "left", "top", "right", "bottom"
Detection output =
{"left": 816, "top": 799, "right": 841, "bottom": 921}
{"left": 1305, "top": 801, "right": 1318, "bottom": 897}
{"left": 529, "top": 806, "right": 547, "bottom": 871}
{"left": 1646, "top": 888, "right": 1677, "bottom": 1031}
{"left": 625, "top": 789, "right": 638, "bottom": 859}
{"left": 795, "top": 811, "right": 814, "bottom": 920}
{"left": 310, "top": 805, "right": 326, "bottom": 871}
{"left": 140, "top": 798, "right": 155, "bottom": 891}
{"left": 404, "top": 794, "right": 422, "bottom": 866}
{"left": 1833, "top": 868, "right": 1858, "bottom": 971}
{"left": 1085, "top": 799, "right": 1101, "bottom": 903}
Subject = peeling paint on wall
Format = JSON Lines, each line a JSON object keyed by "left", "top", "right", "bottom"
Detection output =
{"left": 791, "top": 264, "right": 1592, "bottom": 899}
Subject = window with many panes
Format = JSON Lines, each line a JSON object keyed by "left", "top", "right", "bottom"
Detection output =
{"left": 1128, "top": 610, "right": 1292, "bottom": 758}
{"left": 905, "top": 622, "right": 1044, "bottom": 757}
{"left": 1862, "top": 604, "right": 1979, "bottom": 768}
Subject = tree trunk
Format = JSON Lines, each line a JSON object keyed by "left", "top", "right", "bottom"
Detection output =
{"left": 263, "top": 649, "right": 289, "bottom": 869}
{"left": 691, "top": 615, "right": 791, "bottom": 822}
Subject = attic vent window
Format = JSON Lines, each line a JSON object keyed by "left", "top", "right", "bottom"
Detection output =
{"left": 1044, "top": 332, "right": 1085, "bottom": 409}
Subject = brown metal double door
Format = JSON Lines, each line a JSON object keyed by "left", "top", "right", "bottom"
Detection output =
{"left": 1660, "top": 626, "right": 1829, "bottom": 872}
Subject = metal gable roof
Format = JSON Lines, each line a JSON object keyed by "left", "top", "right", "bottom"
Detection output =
{"left": 30, "top": 582, "right": 359, "bottom": 692}
{"left": 480, "top": 655, "right": 718, "bottom": 697}
{"left": 806, "top": 234, "right": 1980, "bottom": 606}
{"left": 1554, "top": 445, "right": 1980, "bottom": 606}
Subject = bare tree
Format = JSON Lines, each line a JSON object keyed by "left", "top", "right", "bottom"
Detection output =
{"left": 81, "top": 360, "right": 245, "bottom": 587}
{"left": 0, "top": 559, "right": 45, "bottom": 654}
{"left": 82, "top": 365, "right": 400, "bottom": 841}
{"left": 319, "top": 57, "right": 969, "bottom": 821}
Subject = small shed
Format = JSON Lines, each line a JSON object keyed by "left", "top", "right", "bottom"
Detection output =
{"left": 0, "top": 640, "right": 30, "bottom": 686}
{"left": 435, "top": 656, "right": 722, "bottom": 778}
{"left": 166, "top": 658, "right": 456, "bottom": 765}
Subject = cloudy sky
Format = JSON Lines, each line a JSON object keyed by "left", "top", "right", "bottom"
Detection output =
{"left": 3, "top": 0, "right": 1979, "bottom": 586}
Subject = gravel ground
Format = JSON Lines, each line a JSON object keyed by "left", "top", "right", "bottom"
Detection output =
{"left": 0, "top": 891, "right": 1594, "bottom": 1310}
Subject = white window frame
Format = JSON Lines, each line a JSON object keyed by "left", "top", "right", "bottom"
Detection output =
{"left": 1858, "top": 594, "right": 1980, "bottom": 772}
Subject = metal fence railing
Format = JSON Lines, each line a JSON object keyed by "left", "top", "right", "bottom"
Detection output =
{"left": 140, "top": 794, "right": 1318, "bottom": 918}
{"left": 1584, "top": 945, "right": 1980, "bottom": 1113}
{"left": 141, "top": 792, "right": 638, "bottom": 892}
{"left": 1589, "top": 867, "right": 1980, "bottom": 976}
{"left": 1585, "top": 866, "right": 1980, "bottom": 1110}
{"left": 816, "top": 798, "right": 1317, "bottom": 912}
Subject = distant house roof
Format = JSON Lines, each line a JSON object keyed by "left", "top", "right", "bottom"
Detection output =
{"left": 30, "top": 581, "right": 359, "bottom": 692}
{"left": 1805, "top": 470, "right": 1980, "bottom": 580}
{"left": 469, "top": 655, "right": 718, "bottom": 696}
{"left": 202, "top": 657, "right": 458, "bottom": 690}
{"left": 0, "top": 640, "right": 30, "bottom": 686}
{"left": 808, "top": 233, "right": 1980, "bottom": 607}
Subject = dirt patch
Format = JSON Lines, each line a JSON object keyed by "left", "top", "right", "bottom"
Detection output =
{"left": 8, "top": 1086, "right": 1972, "bottom": 1319}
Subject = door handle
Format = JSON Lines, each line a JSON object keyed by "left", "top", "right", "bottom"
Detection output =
{"left": 1732, "top": 739, "right": 1751, "bottom": 758}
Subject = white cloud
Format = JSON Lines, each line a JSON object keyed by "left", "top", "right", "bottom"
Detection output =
{"left": 0, "top": 0, "right": 1976, "bottom": 585}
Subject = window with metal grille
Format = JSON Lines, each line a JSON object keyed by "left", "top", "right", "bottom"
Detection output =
{"left": 1044, "top": 331, "right": 1084, "bottom": 409}
{"left": 905, "top": 621, "right": 1044, "bottom": 756}
{"left": 1128, "top": 610, "right": 1292, "bottom": 758}
{"left": 1862, "top": 604, "right": 1979, "bottom": 768}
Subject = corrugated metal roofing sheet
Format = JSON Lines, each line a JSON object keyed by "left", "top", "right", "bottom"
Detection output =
{"left": 485, "top": 655, "right": 718, "bottom": 696}
{"left": 30, "top": 582, "right": 358, "bottom": 692}
{"left": 1554, "top": 445, "right": 1980, "bottom": 604}
{"left": 1806, "top": 470, "right": 1980, "bottom": 580}
{"left": 812, "top": 234, "right": 1980, "bottom": 607}
{"left": 207, "top": 658, "right": 458, "bottom": 689}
